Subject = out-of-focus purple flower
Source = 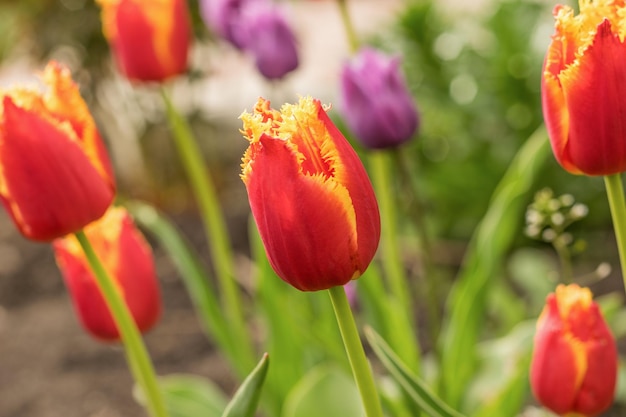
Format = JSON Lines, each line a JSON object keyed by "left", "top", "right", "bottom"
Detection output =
{"left": 200, "top": 0, "right": 251, "bottom": 49}
{"left": 239, "top": 2, "right": 299, "bottom": 80}
{"left": 340, "top": 47, "right": 419, "bottom": 149}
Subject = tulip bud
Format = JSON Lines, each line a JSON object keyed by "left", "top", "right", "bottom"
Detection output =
{"left": 240, "top": 97, "right": 380, "bottom": 291}
{"left": 0, "top": 62, "right": 115, "bottom": 241}
{"left": 340, "top": 47, "right": 419, "bottom": 149}
{"left": 530, "top": 284, "right": 617, "bottom": 416}
{"left": 543, "top": 0, "right": 626, "bottom": 175}
{"left": 53, "top": 207, "right": 161, "bottom": 341}
{"left": 97, "top": 0, "right": 191, "bottom": 82}
{"left": 239, "top": 2, "right": 299, "bottom": 80}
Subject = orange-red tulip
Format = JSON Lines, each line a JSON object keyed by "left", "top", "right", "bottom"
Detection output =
{"left": 530, "top": 284, "right": 617, "bottom": 416}
{"left": 98, "top": 0, "right": 191, "bottom": 82}
{"left": 543, "top": 0, "right": 626, "bottom": 175}
{"left": 53, "top": 206, "right": 161, "bottom": 341}
{"left": 240, "top": 97, "right": 380, "bottom": 291}
{"left": 0, "top": 62, "right": 115, "bottom": 241}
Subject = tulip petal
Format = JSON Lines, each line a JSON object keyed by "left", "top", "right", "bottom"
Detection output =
{"left": 531, "top": 297, "right": 584, "bottom": 414}
{"left": 557, "top": 19, "right": 626, "bottom": 175}
{"left": 571, "top": 303, "right": 618, "bottom": 415}
{"left": 0, "top": 99, "right": 114, "bottom": 241}
{"left": 246, "top": 135, "right": 359, "bottom": 291}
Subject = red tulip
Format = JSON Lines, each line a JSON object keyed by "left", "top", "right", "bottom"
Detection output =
{"left": 542, "top": 1, "right": 626, "bottom": 175}
{"left": 53, "top": 206, "right": 161, "bottom": 341}
{"left": 98, "top": 0, "right": 191, "bottom": 82}
{"left": 240, "top": 97, "right": 380, "bottom": 291}
{"left": 0, "top": 61, "right": 115, "bottom": 241}
{"left": 530, "top": 284, "right": 617, "bottom": 416}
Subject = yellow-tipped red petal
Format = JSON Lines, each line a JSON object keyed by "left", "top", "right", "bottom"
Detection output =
{"left": 53, "top": 207, "right": 161, "bottom": 341}
{"left": 530, "top": 284, "right": 617, "bottom": 416}
{"left": 97, "top": 0, "right": 191, "bottom": 82}
{"left": 0, "top": 62, "right": 115, "bottom": 241}
{"left": 542, "top": 1, "right": 626, "bottom": 175}
{"left": 241, "top": 97, "right": 380, "bottom": 291}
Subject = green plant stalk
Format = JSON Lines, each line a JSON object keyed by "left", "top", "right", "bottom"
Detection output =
{"left": 603, "top": 174, "right": 626, "bottom": 291}
{"left": 369, "top": 151, "right": 421, "bottom": 370}
{"left": 160, "top": 88, "right": 255, "bottom": 369}
{"left": 337, "top": 0, "right": 359, "bottom": 53}
{"left": 75, "top": 230, "right": 168, "bottom": 417}
{"left": 393, "top": 148, "right": 442, "bottom": 344}
{"left": 328, "top": 285, "right": 384, "bottom": 417}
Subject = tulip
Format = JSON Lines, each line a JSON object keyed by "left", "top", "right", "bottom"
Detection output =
{"left": 240, "top": 97, "right": 381, "bottom": 291}
{"left": 239, "top": 2, "right": 299, "bottom": 80}
{"left": 53, "top": 206, "right": 161, "bottom": 341}
{"left": 340, "top": 47, "right": 419, "bottom": 149}
{"left": 97, "top": 0, "right": 191, "bottom": 82}
{"left": 0, "top": 62, "right": 115, "bottom": 241}
{"left": 200, "top": 0, "right": 250, "bottom": 49}
{"left": 530, "top": 284, "right": 617, "bottom": 416}
{"left": 542, "top": 0, "right": 626, "bottom": 175}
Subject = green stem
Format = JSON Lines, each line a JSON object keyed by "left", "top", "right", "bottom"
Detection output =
{"left": 393, "top": 149, "right": 442, "bottom": 345}
{"left": 337, "top": 0, "right": 360, "bottom": 53}
{"left": 160, "top": 88, "right": 255, "bottom": 372}
{"left": 553, "top": 242, "right": 573, "bottom": 284}
{"left": 328, "top": 285, "right": 384, "bottom": 417}
{"left": 369, "top": 152, "right": 411, "bottom": 312}
{"left": 75, "top": 230, "right": 168, "bottom": 417}
{"left": 603, "top": 174, "right": 626, "bottom": 290}
{"left": 369, "top": 151, "right": 422, "bottom": 371}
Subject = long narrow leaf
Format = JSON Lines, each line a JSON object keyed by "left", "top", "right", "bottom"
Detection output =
{"left": 438, "top": 126, "right": 550, "bottom": 408}
{"left": 125, "top": 200, "right": 248, "bottom": 376}
{"left": 222, "top": 353, "right": 270, "bottom": 417}
{"left": 365, "top": 327, "right": 466, "bottom": 417}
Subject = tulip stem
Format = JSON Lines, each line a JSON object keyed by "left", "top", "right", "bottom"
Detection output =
{"left": 160, "top": 88, "right": 255, "bottom": 375}
{"left": 74, "top": 230, "right": 168, "bottom": 417}
{"left": 328, "top": 285, "right": 384, "bottom": 417}
{"left": 603, "top": 174, "right": 626, "bottom": 291}
{"left": 336, "top": 0, "right": 360, "bottom": 53}
{"left": 369, "top": 151, "right": 423, "bottom": 371}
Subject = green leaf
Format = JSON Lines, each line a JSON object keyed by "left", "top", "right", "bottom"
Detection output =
{"left": 438, "top": 125, "right": 550, "bottom": 408}
{"left": 282, "top": 365, "right": 363, "bottom": 417}
{"left": 222, "top": 353, "right": 270, "bottom": 417}
{"left": 146, "top": 374, "right": 227, "bottom": 417}
{"left": 125, "top": 201, "right": 249, "bottom": 376}
{"left": 365, "top": 327, "right": 466, "bottom": 417}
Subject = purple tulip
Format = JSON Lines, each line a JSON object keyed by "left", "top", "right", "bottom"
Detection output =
{"left": 340, "top": 48, "right": 419, "bottom": 149}
{"left": 239, "top": 2, "right": 299, "bottom": 80}
{"left": 200, "top": 0, "right": 252, "bottom": 49}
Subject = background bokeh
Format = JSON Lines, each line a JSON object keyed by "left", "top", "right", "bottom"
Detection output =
{"left": 1, "top": 0, "right": 623, "bottom": 416}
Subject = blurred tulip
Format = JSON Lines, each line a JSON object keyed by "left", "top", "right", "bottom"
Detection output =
{"left": 54, "top": 206, "right": 161, "bottom": 341}
{"left": 240, "top": 97, "right": 380, "bottom": 291}
{"left": 340, "top": 47, "right": 419, "bottom": 149}
{"left": 98, "top": 0, "right": 191, "bottom": 82}
{"left": 200, "top": 0, "right": 250, "bottom": 49}
{"left": 0, "top": 62, "right": 115, "bottom": 241}
{"left": 530, "top": 284, "right": 617, "bottom": 416}
{"left": 543, "top": 0, "right": 626, "bottom": 175}
{"left": 239, "top": 2, "right": 299, "bottom": 80}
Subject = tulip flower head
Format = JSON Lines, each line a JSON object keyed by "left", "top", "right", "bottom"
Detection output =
{"left": 54, "top": 207, "right": 161, "bottom": 341}
{"left": 340, "top": 47, "right": 419, "bottom": 149}
{"left": 240, "top": 97, "right": 381, "bottom": 291}
{"left": 200, "top": 0, "right": 250, "bottom": 49}
{"left": 0, "top": 62, "right": 115, "bottom": 241}
{"left": 543, "top": 0, "right": 626, "bottom": 175}
{"left": 98, "top": 0, "right": 191, "bottom": 82}
{"left": 238, "top": 2, "right": 299, "bottom": 80}
{"left": 530, "top": 284, "right": 617, "bottom": 416}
